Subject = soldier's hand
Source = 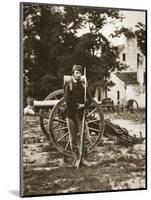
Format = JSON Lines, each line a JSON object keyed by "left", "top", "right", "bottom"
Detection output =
{"left": 77, "top": 103, "right": 85, "bottom": 110}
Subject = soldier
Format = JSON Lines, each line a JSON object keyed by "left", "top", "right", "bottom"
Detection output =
{"left": 64, "top": 64, "right": 92, "bottom": 166}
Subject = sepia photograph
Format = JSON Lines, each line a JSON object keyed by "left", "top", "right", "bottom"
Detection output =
{"left": 20, "top": 2, "right": 147, "bottom": 197}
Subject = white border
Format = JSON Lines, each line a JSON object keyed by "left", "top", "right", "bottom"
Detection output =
{"left": 0, "top": 0, "right": 149, "bottom": 199}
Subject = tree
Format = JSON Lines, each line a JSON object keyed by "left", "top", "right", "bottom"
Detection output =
{"left": 23, "top": 4, "right": 68, "bottom": 100}
{"left": 112, "top": 22, "right": 146, "bottom": 55}
{"left": 135, "top": 22, "right": 146, "bottom": 55}
{"left": 68, "top": 7, "right": 126, "bottom": 91}
{"left": 22, "top": 3, "right": 126, "bottom": 101}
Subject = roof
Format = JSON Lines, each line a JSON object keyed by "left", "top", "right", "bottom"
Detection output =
{"left": 115, "top": 72, "right": 139, "bottom": 85}
{"left": 118, "top": 44, "right": 125, "bottom": 53}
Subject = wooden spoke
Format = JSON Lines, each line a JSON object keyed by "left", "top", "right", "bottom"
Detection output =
{"left": 88, "top": 127, "right": 100, "bottom": 133}
{"left": 53, "top": 122, "right": 61, "bottom": 130}
{"left": 43, "top": 120, "right": 48, "bottom": 125}
{"left": 55, "top": 124, "right": 63, "bottom": 140}
{"left": 57, "top": 132, "right": 69, "bottom": 142}
{"left": 53, "top": 118, "right": 66, "bottom": 124}
{"left": 54, "top": 126, "right": 68, "bottom": 132}
{"left": 65, "top": 140, "right": 70, "bottom": 150}
{"left": 87, "top": 119, "right": 100, "bottom": 124}
{"left": 54, "top": 96, "right": 58, "bottom": 100}
{"left": 86, "top": 108, "right": 96, "bottom": 118}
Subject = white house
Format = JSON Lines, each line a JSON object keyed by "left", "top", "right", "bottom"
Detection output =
{"left": 95, "top": 37, "right": 146, "bottom": 108}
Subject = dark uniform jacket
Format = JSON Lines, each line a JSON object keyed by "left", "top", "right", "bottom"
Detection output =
{"left": 64, "top": 80, "right": 92, "bottom": 120}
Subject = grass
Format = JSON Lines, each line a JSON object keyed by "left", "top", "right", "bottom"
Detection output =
{"left": 114, "top": 110, "right": 145, "bottom": 123}
{"left": 23, "top": 155, "right": 145, "bottom": 196}
{"left": 22, "top": 114, "right": 146, "bottom": 196}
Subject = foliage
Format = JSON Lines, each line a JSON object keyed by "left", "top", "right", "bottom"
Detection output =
{"left": 135, "top": 22, "right": 146, "bottom": 55}
{"left": 112, "top": 22, "right": 146, "bottom": 55}
{"left": 22, "top": 3, "right": 127, "bottom": 100}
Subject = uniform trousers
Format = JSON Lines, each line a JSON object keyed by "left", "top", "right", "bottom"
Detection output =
{"left": 66, "top": 113, "right": 90, "bottom": 157}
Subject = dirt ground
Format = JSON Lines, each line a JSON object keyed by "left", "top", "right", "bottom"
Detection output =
{"left": 22, "top": 112, "right": 146, "bottom": 196}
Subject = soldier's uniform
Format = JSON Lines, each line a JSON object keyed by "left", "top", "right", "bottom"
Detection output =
{"left": 64, "top": 65, "right": 92, "bottom": 157}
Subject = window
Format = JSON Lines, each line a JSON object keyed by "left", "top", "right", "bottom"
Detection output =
{"left": 137, "top": 53, "right": 140, "bottom": 66}
{"left": 122, "top": 53, "right": 126, "bottom": 61}
{"left": 105, "top": 88, "right": 107, "bottom": 98}
{"left": 117, "top": 91, "right": 120, "bottom": 101}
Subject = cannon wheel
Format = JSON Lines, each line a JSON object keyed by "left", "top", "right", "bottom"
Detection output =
{"left": 39, "top": 89, "right": 64, "bottom": 139}
{"left": 48, "top": 97, "right": 105, "bottom": 157}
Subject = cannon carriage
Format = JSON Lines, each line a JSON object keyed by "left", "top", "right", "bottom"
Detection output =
{"left": 34, "top": 88, "right": 105, "bottom": 158}
{"left": 32, "top": 88, "right": 143, "bottom": 160}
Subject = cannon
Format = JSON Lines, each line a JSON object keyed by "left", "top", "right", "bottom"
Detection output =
{"left": 30, "top": 88, "right": 144, "bottom": 157}
{"left": 33, "top": 89, "right": 105, "bottom": 158}
{"left": 24, "top": 74, "right": 144, "bottom": 168}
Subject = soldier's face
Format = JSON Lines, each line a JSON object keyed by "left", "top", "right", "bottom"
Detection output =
{"left": 73, "top": 70, "right": 82, "bottom": 80}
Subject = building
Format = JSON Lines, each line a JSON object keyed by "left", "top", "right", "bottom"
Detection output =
{"left": 95, "top": 37, "right": 146, "bottom": 108}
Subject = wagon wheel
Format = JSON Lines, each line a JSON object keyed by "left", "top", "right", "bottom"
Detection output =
{"left": 117, "top": 99, "right": 139, "bottom": 116}
{"left": 39, "top": 89, "right": 64, "bottom": 139}
{"left": 48, "top": 97, "right": 105, "bottom": 157}
{"left": 116, "top": 98, "right": 125, "bottom": 116}
{"left": 125, "top": 99, "right": 139, "bottom": 112}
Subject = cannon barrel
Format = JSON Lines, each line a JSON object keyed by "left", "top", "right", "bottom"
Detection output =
{"left": 24, "top": 100, "right": 60, "bottom": 117}
{"left": 34, "top": 100, "right": 60, "bottom": 108}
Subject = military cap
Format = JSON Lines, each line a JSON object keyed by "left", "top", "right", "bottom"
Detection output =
{"left": 72, "top": 64, "right": 83, "bottom": 72}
